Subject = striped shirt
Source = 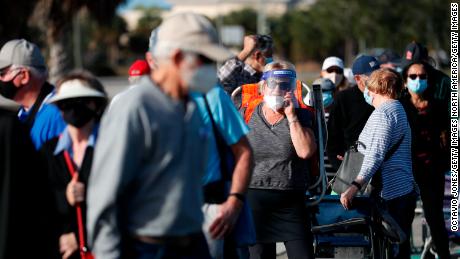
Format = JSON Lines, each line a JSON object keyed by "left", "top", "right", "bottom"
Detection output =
{"left": 358, "top": 100, "right": 415, "bottom": 200}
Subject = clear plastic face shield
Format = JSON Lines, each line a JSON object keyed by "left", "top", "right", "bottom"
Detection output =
{"left": 262, "top": 70, "right": 296, "bottom": 96}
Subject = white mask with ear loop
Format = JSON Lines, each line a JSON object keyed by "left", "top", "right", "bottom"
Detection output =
{"left": 324, "top": 72, "right": 343, "bottom": 86}
{"left": 181, "top": 54, "right": 217, "bottom": 93}
{"left": 264, "top": 95, "right": 284, "bottom": 111}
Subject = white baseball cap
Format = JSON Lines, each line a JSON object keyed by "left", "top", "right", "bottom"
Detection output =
{"left": 322, "top": 56, "right": 344, "bottom": 70}
{"left": 150, "top": 12, "right": 233, "bottom": 62}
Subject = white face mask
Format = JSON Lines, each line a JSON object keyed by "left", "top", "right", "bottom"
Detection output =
{"left": 181, "top": 55, "right": 217, "bottom": 93}
{"left": 264, "top": 95, "right": 284, "bottom": 111}
{"left": 324, "top": 73, "right": 343, "bottom": 86}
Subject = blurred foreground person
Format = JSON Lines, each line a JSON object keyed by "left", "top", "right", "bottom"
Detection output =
{"left": 41, "top": 71, "right": 108, "bottom": 259}
{"left": 400, "top": 61, "right": 450, "bottom": 259}
{"left": 87, "top": 12, "right": 233, "bottom": 259}
{"left": 0, "top": 105, "right": 58, "bottom": 259}
{"left": 192, "top": 84, "right": 254, "bottom": 259}
{"left": 244, "top": 61, "right": 316, "bottom": 259}
{"left": 0, "top": 39, "right": 65, "bottom": 149}
{"left": 340, "top": 68, "right": 417, "bottom": 259}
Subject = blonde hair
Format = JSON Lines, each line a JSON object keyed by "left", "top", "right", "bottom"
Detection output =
{"left": 367, "top": 68, "right": 403, "bottom": 99}
{"left": 259, "top": 61, "right": 296, "bottom": 92}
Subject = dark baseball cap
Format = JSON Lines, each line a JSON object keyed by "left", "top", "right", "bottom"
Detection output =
{"left": 378, "top": 49, "right": 401, "bottom": 65}
{"left": 352, "top": 55, "right": 380, "bottom": 75}
{"left": 0, "top": 39, "right": 46, "bottom": 71}
{"left": 401, "top": 42, "right": 429, "bottom": 68}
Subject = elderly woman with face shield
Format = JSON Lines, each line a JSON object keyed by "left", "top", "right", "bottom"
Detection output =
{"left": 40, "top": 71, "right": 107, "bottom": 259}
{"left": 243, "top": 61, "right": 317, "bottom": 259}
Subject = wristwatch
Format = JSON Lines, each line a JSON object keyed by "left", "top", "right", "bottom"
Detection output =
{"left": 229, "top": 193, "right": 246, "bottom": 202}
{"left": 351, "top": 181, "right": 362, "bottom": 190}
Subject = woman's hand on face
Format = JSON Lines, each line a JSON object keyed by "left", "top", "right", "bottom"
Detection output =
{"left": 283, "top": 92, "right": 296, "bottom": 120}
{"left": 66, "top": 173, "right": 85, "bottom": 206}
{"left": 59, "top": 232, "right": 78, "bottom": 259}
{"left": 340, "top": 185, "right": 359, "bottom": 210}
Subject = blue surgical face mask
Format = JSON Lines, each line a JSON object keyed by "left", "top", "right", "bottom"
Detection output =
{"left": 322, "top": 91, "right": 333, "bottom": 107}
{"left": 363, "top": 87, "right": 373, "bottom": 106}
{"left": 265, "top": 57, "right": 273, "bottom": 65}
{"left": 407, "top": 78, "right": 428, "bottom": 94}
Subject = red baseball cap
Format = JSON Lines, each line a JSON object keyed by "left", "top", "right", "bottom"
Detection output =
{"left": 128, "top": 60, "right": 150, "bottom": 76}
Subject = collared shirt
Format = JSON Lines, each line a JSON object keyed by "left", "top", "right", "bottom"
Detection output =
{"left": 53, "top": 125, "right": 99, "bottom": 158}
{"left": 19, "top": 89, "right": 66, "bottom": 149}
{"left": 218, "top": 57, "right": 262, "bottom": 95}
{"left": 191, "top": 85, "right": 250, "bottom": 185}
{"left": 357, "top": 100, "right": 415, "bottom": 200}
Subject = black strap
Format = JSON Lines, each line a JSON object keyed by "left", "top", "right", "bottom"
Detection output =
{"left": 202, "top": 95, "right": 232, "bottom": 180}
{"left": 23, "top": 82, "right": 54, "bottom": 128}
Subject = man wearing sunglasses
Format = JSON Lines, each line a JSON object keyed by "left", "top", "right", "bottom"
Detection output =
{"left": 0, "top": 39, "right": 66, "bottom": 149}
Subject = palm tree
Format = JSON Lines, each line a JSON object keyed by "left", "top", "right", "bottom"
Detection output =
{"left": 29, "top": 0, "right": 125, "bottom": 82}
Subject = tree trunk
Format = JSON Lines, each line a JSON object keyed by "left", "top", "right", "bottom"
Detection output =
{"left": 344, "top": 37, "right": 354, "bottom": 67}
{"left": 47, "top": 25, "right": 73, "bottom": 84}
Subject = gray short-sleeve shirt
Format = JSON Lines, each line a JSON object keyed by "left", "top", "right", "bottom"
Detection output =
{"left": 247, "top": 104, "right": 313, "bottom": 191}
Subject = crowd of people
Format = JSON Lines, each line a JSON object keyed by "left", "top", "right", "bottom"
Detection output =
{"left": 0, "top": 11, "right": 452, "bottom": 259}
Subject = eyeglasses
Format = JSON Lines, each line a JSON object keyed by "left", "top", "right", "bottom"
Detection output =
{"left": 408, "top": 74, "right": 427, "bottom": 80}
{"left": 0, "top": 67, "right": 21, "bottom": 79}
{"left": 326, "top": 67, "right": 343, "bottom": 74}
{"left": 266, "top": 78, "right": 295, "bottom": 91}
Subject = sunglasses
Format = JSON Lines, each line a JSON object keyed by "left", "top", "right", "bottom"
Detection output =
{"left": 57, "top": 99, "right": 92, "bottom": 111}
{"left": 326, "top": 67, "right": 343, "bottom": 74}
{"left": 408, "top": 74, "right": 427, "bottom": 80}
{"left": 266, "top": 79, "right": 294, "bottom": 91}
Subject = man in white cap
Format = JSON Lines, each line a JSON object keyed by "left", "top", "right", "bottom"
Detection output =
{"left": 0, "top": 39, "right": 66, "bottom": 149}
{"left": 320, "top": 56, "right": 349, "bottom": 91}
{"left": 87, "top": 12, "right": 233, "bottom": 259}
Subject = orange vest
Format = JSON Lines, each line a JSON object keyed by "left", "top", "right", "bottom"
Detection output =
{"left": 241, "top": 80, "right": 312, "bottom": 123}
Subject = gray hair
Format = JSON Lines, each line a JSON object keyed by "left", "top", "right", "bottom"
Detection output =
{"left": 11, "top": 64, "right": 48, "bottom": 81}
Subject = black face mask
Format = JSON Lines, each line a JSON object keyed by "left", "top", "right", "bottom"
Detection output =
{"left": 60, "top": 102, "right": 97, "bottom": 128}
{"left": 0, "top": 80, "right": 19, "bottom": 99}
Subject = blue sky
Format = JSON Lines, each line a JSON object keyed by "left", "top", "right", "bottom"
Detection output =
{"left": 117, "top": 0, "right": 172, "bottom": 13}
